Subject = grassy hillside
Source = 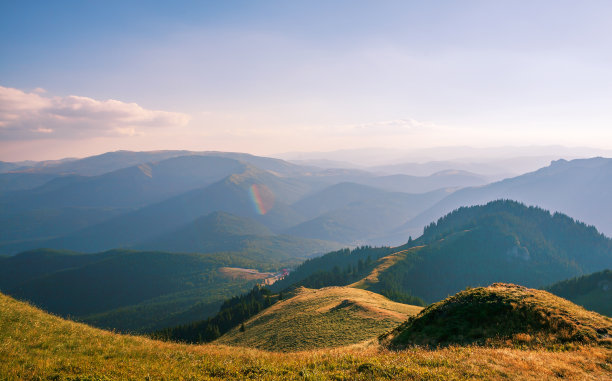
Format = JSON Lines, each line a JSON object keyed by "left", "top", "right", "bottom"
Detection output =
{"left": 545, "top": 270, "right": 612, "bottom": 317}
{"left": 216, "top": 286, "right": 423, "bottom": 351}
{"left": 2, "top": 291, "right": 611, "bottom": 380}
{"left": 270, "top": 246, "right": 397, "bottom": 292}
{"left": 383, "top": 283, "right": 612, "bottom": 349}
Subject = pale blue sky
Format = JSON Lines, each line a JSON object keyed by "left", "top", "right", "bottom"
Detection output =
{"left": 1, "top": 1, "right": 612, "bottom": 160}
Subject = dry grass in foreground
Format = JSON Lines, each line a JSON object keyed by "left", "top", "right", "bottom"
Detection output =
{"left": 1, "top": 292, "right": 612, "bottom": 380}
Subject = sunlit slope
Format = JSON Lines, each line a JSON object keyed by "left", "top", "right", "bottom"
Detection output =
{"left": 350, "top": 247, "right": 421, "bottom": 290}
{"left": 545, "top": 269, "right": 612, "bottom": 317}
{"left": 1, "top": 292, "right": 611, "bottom": 380}
{"left": 383, "top": 283, "right": 612, "bottom": 349}
{"left": 216, "top": 286, "right": 423, "bottom": 351}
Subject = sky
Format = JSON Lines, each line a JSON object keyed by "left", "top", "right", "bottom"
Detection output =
{"left": 1, "top": 0, "right": 612, "bottom": 161}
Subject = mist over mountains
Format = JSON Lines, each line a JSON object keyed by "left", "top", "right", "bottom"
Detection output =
{"left": 2, "top": 150, "right": 612, "bottom": 254}
{"left": 1, "top": 149, "right": 611, "bottom": 361}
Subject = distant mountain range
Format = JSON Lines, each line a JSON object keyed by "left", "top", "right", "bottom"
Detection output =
{"left": 3, "top": 152, "right": 612, "bottom": 258}
{"left": 391, "top": 157, "right": 612, "bottom": 242}
{"left": 0, "top": 150, "right": 493, "bottom": 254}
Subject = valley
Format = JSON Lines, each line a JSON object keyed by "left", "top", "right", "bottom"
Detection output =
{"left": 4, "top": 3, "right": 612, "bottom": 378}
{"left": 1, "top": 150, "right": 611, "bottom": 379}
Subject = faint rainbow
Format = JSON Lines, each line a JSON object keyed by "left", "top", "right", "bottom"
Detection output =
{"left": 249, "top": 184, "right": 268, "bottom": 215}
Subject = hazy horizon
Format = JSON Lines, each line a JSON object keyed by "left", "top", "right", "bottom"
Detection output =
{"left": 2, "top": 1, "right": 612, "bottom": 160}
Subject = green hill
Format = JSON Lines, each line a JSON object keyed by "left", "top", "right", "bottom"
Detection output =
{"left": 1, "top": 291, "right": 611, "bottom": 380}
{"left": 216, "top": 286, "right": 423, "bottom": 351}
{"left": 45, "top": 165, "right": 310, "bottom": 252}
{"left": 0, "top": 248, "right": 291, "bottom": 333}
{"left": 545, "top": 270, "right": 612, "bottom": 317}
{"left": 383, "top": 283, "right": 612, "bottom": 349}
{"left": 286, "top": 187, "right": 448, "bottom": 244}
{"left": 138, "top": 211, "right": 342, "bottom": 260}
{"left": 366, "top": 200, "right": 612, "bottom": 303}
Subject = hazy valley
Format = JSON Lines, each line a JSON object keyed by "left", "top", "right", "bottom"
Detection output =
{"left": 0, "top": 147, "right": 610, "bottom": 380}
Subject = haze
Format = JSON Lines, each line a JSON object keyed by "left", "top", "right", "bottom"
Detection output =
{"left": 2, "top": 1, "right": 612, "bottom": 161}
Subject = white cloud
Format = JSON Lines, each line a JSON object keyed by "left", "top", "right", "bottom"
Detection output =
{"left": 0, "top": 86, "right": 190, "bottom": 139}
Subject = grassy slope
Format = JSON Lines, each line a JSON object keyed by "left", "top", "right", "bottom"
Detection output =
{"left": 384, "top": 283, "right": 612, "bottom": 349}
{"left": 216, "top": 286, "right": 423, "bottom": 351}
{"left": 545, "top": 269, "right": 612, "bottom": 317}
{"left": 2, "top": 292, "right": 611, "bottom": 380}
{"left": 350, "top": 247, "right": 416, "bottom": 289}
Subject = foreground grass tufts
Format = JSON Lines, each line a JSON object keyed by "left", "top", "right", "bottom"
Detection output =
{"left": 1, "top": 291, "right": 611, "bottom": 380}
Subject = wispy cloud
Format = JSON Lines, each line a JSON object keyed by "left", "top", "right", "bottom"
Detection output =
{"left": 0, "top": 86, "right": 190, "bottom": 140}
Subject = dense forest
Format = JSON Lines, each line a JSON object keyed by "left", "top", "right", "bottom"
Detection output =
{"left": 270, "top": 246, "right": 396, "bottom": 292}
{"left": 373, "top": 200, "right": 612, "bottom": 303}
{"left": 544, "top": 269, "right": 612, "bottom": 317}
{"left": 152, "top": 286, "right": 279, "bottom": 343}
{"left": 0, "top": 249, "right": 275, "bottom": 333}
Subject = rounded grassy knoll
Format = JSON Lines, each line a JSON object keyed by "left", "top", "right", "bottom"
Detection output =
{"left": 216, "top": 286, "right": 423, "bottom": 351}
{"left": 383, "top": 283, "right": 612, "bottom": 349}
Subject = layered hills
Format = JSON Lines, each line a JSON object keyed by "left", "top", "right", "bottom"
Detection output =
{"left": 0, "top": 247, "right": 300, "bottom": 333}
{"left": 272, "top": 200, "right": 612, "bottom": 307}
{"left": 138, "top": 211, "right": 342, "bottom": 261}
{"left": 362, "top": 200, "right": 612, "bottom": 303}
{"left": 396, "top": 157, "right": 612, "bottom": 241}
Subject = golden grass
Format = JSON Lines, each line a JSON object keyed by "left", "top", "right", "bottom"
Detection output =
{"left": 349, "top": 247, "right": 423, "bottom": 289}
{"left": 385, "top": 283, "right": 612, "bottom": 349}
{"left": 1, "top": 291, "right": 612, "bottom": 380}
{"left": 216, "top": 286, "right": 423, "bottom": 351}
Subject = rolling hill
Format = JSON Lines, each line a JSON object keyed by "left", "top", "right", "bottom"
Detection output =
{"left": 545, "top": 270, "right": 612, "bottom": 317}
{"left": 287, "top": 186, "right": 450, "bottom": 244}
{"left": 0, "top": 172, "right": 59, "bottom": 194}
{"left": 2, "top": 291, "right": 610, "bottom": 380}
{"left": 364, "top": 200, "right": 612, "bottom": 303}
{"left": 0, "top": 155, "right": 248, "bottom": 211}
{"left": 137, "top": 211, "right": 342, "bottom": 260}
{"left": 0, "top": 248, "right": 293, "bottom": 333}
{"left": 354, "top": 169, "right": 489, "bottom": 194}
{"left": 275, "top": 200, "right": 612, "bottom": 305}
{"left": 382, "top": 283, "right": 612, "bottom": 349}
{"left": 216, "top": 286, "right": 423, "bottom": 351}
{"left": 30, "top": 165, "right": 313, "bottom": 252}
